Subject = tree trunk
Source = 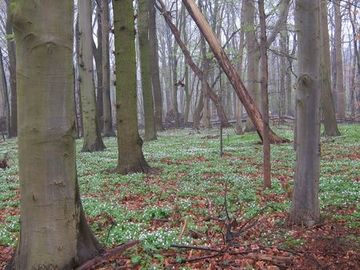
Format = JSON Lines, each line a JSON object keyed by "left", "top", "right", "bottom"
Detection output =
{"left": 113, "top": 0, "right": 150, "bottom": 174}
{"left": 79, "top": 0, "right": 105, "bottom": 152}
{"left": 244, "top": 0, "right": 260, "bottom": 132}
{"left": 95, "top": 3, "right": 104, "bottom": 132}
{"left": 10, "top": 1, "right": 102, "bottom": 268}
{"left": 334, "top": 0, "right": 345, "bottom": 120}
{"left": 6, "top": 0, "right": 17, "bottom": 138}
{"left": 258, "top": 0, "right": 271, "bottom": 188}
{"left": 149, "top": 0, "right": 164, "bottom": 131}
{"left": 138, "top": 0, "right": 157, "bottom": 141}
{"left": 290, "top": 0, "right": 321, "bottom": 226}
{"left": 320, "top": 0, "right": 340, "bottom": 136}
{"left": 101, "top": 0, "right": 115, "bottom": 137}
{"left": 279, "top": 34, "right": 287, "bottom": 120}
{"left": 235, "top": 0, "right": 246, "bottom": 135}
{"left": 200, "top": 12, "right": 211, "bottom": 129}
{"left": 181, "top": 0, "right": 286, "bottom": 143}
{"left": 156, "top": 0, "right": 229, "bottom": 128}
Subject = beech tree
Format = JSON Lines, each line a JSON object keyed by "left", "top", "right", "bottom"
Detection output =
{"left": 101, "top": 0, "right": 115, "bottom": 137}
{"left": 320, "top": 0, "right": 340, "bottom": 136}
{"left": 138, "top": 0, "right": 157, "bottom": 141}
{"left": 112, "top": 0, "right": 150, "bottom": 174}
{"left": 9, "top": 0, "right": 102, "bottom": 268}
{"left": 78, "top": 0, "right": 105, "bottom": 152}
{"left": 290, "top": 0, "right": 321, "bottom": 226}
{"left": 149, "top": 0, "right": 164, "bottom": 131}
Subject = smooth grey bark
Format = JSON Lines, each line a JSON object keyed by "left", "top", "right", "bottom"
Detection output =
{"left": 149, "top": 0, "right": 164, "bottom": 131}
{"left": 320, "top": 0, "right": 340, "bottom": 136}
{"left": 290, "top": 0, "right": 321, "bottom": 226}
{"left": 235, "top": 0, "right": 246, "bottom": 135}
{"left": 138, "top": 0, "right": 157, "bottom": 141}
{"left": 334, "top": 0, "right": 345, "bottom": 120}
{"left": 78, "top": 0, "right": 105, "bottom": 152}
{"left": 244, "top": 0, "right": 259, "bottom": 132}
{"left": 10, "top": 1, "right": 102, "bottom": 268}
{"left": 112, "top": 0, "right": 150, "bottom": 174}
{"left": 258, "top": 0, "right": 271, "bottom": 188}
{"left": 101, "top": 0, "right": 115, "bottom": 136}
{"left": 95, "top": 3, "right": 104, "bottom": 132}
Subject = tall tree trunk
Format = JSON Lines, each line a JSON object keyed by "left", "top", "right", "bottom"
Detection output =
{"left": 79, "top": 0, "right": 105, "bottom": 152}
{"left": 334, "top": 0, "right": 345, "bottom": 120}
{"left": 235, "top": 0, "right": 246, "bottom": 135}
{"left": 200, "top": 8, "right": 211, "bottom": 129}
{"left": 95, "top": 3, "right": 104, "bottom": 132}
{"left": 75, "top": 16, "right": 84, "bottom": 138}
{"left": 279, "top": 35, "right": 287, "bottom": 120}
{"left": 258, "top": 0, "right": 271, "bottom": 188}
{"left": 286, "top": 33, "right": 294, "bottom": 116}
{"left": 149, "top": 0, "right": 164, "bottom": 131}
{"left": 349, "top": 4, "right": 360, "bottom": 119}
{"left": 290, "top": 0, "right": 321, "bottom": 226}
{"left": 113, "top": 0, "right": 150, "bottom": 174}
{"left": 6, "top": 0, "right": 17, "bottom": 138}
{"left": 181, "top": 0, "right": 286, "bottom": 143}
{"left": 101, "top": 0, "right": 115, "bottom": 137}
{"left": 320, "top": 0, "right": 340, "bottom": 136}
{"left": 10, "top": 1, "right": 102, "bottom": 268}
{"left": 244, "top": 0, "right": 260, "bottom": 132}
{"left": 138, "top": 0, "right": 157, "bottom": 141}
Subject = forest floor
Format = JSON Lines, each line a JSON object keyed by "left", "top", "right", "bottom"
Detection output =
{"left": 0, "top": 124, "right": 360, "bottom": 269}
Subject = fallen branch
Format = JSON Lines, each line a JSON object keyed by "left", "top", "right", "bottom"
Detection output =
{"left": 76, "top": 240, "right": 140, "bottom": 270}
{"left": 173, "top": 253, "right": 221, "bottom": 264}
{"left": 170, "top": 244, "right": 222, "bottom": 253}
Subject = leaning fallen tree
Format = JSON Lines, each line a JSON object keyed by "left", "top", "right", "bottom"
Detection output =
{"left": 181, "top": 0, "right": 287, "bottom": 143}
{"left": 156, "top": 0, "right": 229, "bottom": 128}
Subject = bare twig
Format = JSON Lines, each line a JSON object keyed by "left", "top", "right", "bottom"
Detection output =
{"left": 170, "top": 244, "right": 222, "bottom": 253}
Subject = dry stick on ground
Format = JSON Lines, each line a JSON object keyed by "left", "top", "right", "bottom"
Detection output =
{"left": 76, "top": 240, "right": 140, "bottom": 270}
{"left": 170, "top": 244, "right": 292, "bottom": 267}
{"left": 181, "top": 0, "right": 287, "bottom": 144}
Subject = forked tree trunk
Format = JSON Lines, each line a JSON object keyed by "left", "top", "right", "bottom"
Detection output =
{"left": 79, "top": 0, "right": 105, "bottom": 152}
{"left": 290, "top": 0, "right": 321, "bottom": 226}
{"left": 320, "top": 0, "right": 340, "bottom": 136}
{"left": 101, "top": 0, "right": 115, "bottom": 137}
{"left": 113, "top": 0, "right": 150, "bottom": 174}
{"left": 138, "top": 0, "right": 157, "bottom": 141}
{"left": 10, "top": 1, "right": 102, "bottom": 269}
{"left": 181, "top": 0, "right": 285, "bottom": 143}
